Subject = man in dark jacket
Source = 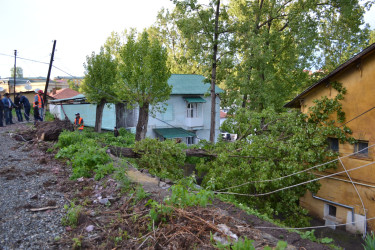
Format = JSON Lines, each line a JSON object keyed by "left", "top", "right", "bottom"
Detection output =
{"left": 0, "top": 94, "right": 4, "bottom": 127}
{"left": 19, "top": 94, "right": 30, "bottom": 121}
{"left": 2, "top": 93, "right": 14, "bottom": 125}
{"left": 14, "top": 93, "right": 23, "bottom": 122}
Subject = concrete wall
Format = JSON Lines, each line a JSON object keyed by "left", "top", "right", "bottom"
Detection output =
{"left": 299, "top": 50, "right": 375, "bottom": 232}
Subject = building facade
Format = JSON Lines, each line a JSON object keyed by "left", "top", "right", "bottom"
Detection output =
{"left": 50, "top": 74, "right": 223, "bottom": 143}
{"left": 285, "top": 43, "right": 375, "bottom": 233}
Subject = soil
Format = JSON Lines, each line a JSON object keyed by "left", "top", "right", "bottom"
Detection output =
{"left": 0, "top": 120, "right": 366, "bottom": 249}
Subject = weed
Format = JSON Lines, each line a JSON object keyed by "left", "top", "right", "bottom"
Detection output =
{"left": 114, "top": 168, "right": 132, "bottom": 193}
{"left": 61, "top": 202, "right": 83, "bottom": 228}
{"left": 146, "top": 199, "right": 173, "bottom": 226}
{"left": 299, "top": 229, "right": 317, "bottom": 242}
{"left": 94, "top": 163, "right": 115, "bottom": 180}
{"left": 134, "top": 186, "right": 150, "bottom": 203}
{"left": 72, "top": 237, "right": 82, "bottom": 249}
{"left": 264, "top": 240, "right": 288, "bottom": 250}
{"left": 210, "top": 232, "right": 255, "bottom": 250}
{"left": 363, "top": 232, "right": 375, "bottom": 250}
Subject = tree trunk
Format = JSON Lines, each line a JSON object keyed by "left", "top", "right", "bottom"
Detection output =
{"left": 108, "top": 145, "right": 215, "bottom": 158}
{"left": 94, "top": 99, "right": 106, "bottom": 133}
{"left": 135, "top": 102, "right": 149, "bottom": 141}
{"left": 115, "top": 102, "right": 126, "bottom": 128}
{"left": 209, "top": 0, "right": 220, "bottom": 143}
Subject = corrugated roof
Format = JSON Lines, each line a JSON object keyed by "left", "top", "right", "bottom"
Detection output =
{"left": 169, "top": 74, "right": 224, "bottom": 95}
{"left": 154, "top": 128, "right": 195, "bottom": 139}
{"left": 183, "top": 97, "right": 207, "bottom": 103}
{"left": 284, "top": 43, "right": 375, "bottom": 108}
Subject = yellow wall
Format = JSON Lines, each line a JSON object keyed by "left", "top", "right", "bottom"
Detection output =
{"left": 299, "top": 50, "right": 375, "bottom": 232}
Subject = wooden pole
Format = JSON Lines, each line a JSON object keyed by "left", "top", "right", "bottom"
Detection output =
{"left": 13, "top": 50, "right": 17, "bottom": 99}
{"left": 43, "top": 40, "right": 56, "bottom": 104}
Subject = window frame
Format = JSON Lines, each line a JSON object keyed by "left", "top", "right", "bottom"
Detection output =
{"left": 327, "top": 137, "right": 339, "bottom": 152}
{"left": 354, "top": 140, "right": 369, "bottom": 157}
{"left": 187, "top": 103, "right": 198, "bottom": 118}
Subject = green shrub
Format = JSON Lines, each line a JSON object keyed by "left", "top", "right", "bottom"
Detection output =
{"left": 363, "top": 232, "right": 375, "bottom": 250}
{"left": 62, "top": 202, "right": 83, "bottom": 228}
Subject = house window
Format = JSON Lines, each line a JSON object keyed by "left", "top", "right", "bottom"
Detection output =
{"left": 328, "top": 204, "right": 337, "bottom": 217}
{"left": 186, "top": 136, "right": 194, "bottom": 145}
{"left": 354, "top": 141, "right": 369, "bottom": 157}
{"left": 187, "top": 103, "right": 198, "bottom": 118}
{"left": 327, "top": 137, "right": 339, "bottom": 152}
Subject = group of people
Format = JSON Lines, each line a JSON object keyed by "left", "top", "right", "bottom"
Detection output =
{"left": 0, "top": 90, "right": 45, "bottom": 127}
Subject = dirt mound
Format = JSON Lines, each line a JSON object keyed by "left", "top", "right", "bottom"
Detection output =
{"left": 36, "top": 119, "right": 74, "bottom": 141}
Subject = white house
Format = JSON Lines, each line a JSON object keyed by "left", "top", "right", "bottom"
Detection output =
{"left": 49, "top": 74, "right": 224, "bottom": 143}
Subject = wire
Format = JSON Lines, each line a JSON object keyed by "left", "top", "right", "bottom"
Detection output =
{"left": 215, "top": 143, "right": 375, "bottom": 192}
{"left": 0, "top": 52, "right": 49, "bottom": 65}
{"left": 254, "top": 216, "right": 375, "bottom": 230}
{"left": 213, "top": 160, "right": 375, "bottom": 197}
{"left": 339, "top": 106, "right": 375, "bottom": 128}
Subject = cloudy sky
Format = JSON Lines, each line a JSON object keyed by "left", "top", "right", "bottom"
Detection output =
{"left": 0, "top": 0, "right": 374, "bottom": 79}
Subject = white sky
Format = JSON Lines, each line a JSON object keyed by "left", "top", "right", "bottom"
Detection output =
{"left": 0, "top": 0, "right": 374, "bottom": 79}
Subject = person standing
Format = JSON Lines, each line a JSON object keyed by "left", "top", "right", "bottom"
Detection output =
{"left": 33, "top": 101, "right": 42, "bottom": 125}
{"left": 20, "top": 93, "right": 30, "bottom": 122}
{"left": 2, "top": 93, "right": 14, "bottom": 125}
{"left": 14, "top": 93, "right": 23, "bottom": 122}
{"left": 33, "top": 90, "right": 44, "bottom": 121}
{"left": 0, "top": 93, "right": 4, "bottom": 127}
{"left": 74, "top": 113, "right": 84, "bottom": 132}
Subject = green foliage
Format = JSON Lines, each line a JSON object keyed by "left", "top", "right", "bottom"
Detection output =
{"left": 300, "top": 230, "right": 317, "bottom": 242}
{"left": 363, "top": 232, "right": 375, "bottom": 250}
{"left": 55, "top": 131, "right": 112, "bottom": 180}
{"left": 81, "top": 46, "right": 118, "bottom": 104}
{"left": 146, "top": 199, "right": 174, "bottom": 225}
{"left": 62, "top": 202, "right": 83, "bottom": 228}
{"left": 210, "top": 233, "right": 255, "bottom": 250}
{"left": 200, "top": 84, "right": 353, "bottom": 226}
{"left": 117, "top": 30, "right": 171, "bottom": 140}
{"left": 114, "top": 167, "right": 132, "bottom": 193}
{"left": 165, "top": 177, "right": 214, "bottom": 208}
{"left": 94, "top": 163, "right": 115, "bottom": 181}
{"left": 264, "top": 240, "right": 288, "bottom": 250}
{"left": 134, "top": 186, "right": 150, "bottom": 203}
{"left": 133, "top": 138, "right": 185, "bottom": 180}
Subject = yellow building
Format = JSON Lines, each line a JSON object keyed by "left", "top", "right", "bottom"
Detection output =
{"left": 285, "top": 43, "right": 375, "bottom": 234}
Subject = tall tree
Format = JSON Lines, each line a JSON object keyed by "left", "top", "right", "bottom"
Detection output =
{"left": 223, "top": 0, "right": 371, "bottom": 112}
{"left": 81, "top": 47, "right": 118, "bottom": 132}
{"left": 149, "top": 8, "right": 204, "bottom": 75}
{"left": 10, "top": 67, "right": 23, "bottom": 78}
{"left": 117, "top": 31, "right": 171, "bottom": 141}
{"left": 172, "top": 0, "right": 233, "bottom": 142}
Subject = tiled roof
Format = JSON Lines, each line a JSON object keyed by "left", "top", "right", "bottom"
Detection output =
{"left": 220, "top": 110, "right": 227, "bottom": 118}
{"left": 49, "top": 88, "right": 81, "bottom": 100}
{"left": 169, "top": 74, "right": 224, "bottom": 95}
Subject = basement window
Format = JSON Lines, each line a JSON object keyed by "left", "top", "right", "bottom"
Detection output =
{"left": 327, "top": 137, "right": 339, "bottom": 152}
{"left": 354, "top": 141, "right": 369, "bottom": 157}
{"left": 328, "top": 204, "right": 337, "bottom": 217}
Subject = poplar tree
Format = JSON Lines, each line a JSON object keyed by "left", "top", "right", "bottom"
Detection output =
{"left": 117, "top": 31, "right": 171, "bottom": 141}
{"left": 81, "top": 47, "right": 118, "bottom": 132}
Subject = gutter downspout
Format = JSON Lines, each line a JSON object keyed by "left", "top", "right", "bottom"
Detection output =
{"left": 312, "top": 194, "right": 355, "bottom": 225}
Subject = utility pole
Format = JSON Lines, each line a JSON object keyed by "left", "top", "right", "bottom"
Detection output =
{"left": 43, "top": 40, "right": 56, "bottom": 105}
{"left": 13, "top": 50, "right": 17, "bottom": 99}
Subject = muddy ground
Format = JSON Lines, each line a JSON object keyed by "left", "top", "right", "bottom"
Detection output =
{"left": 0, "top": 121, "right": 366, "bottom": 249}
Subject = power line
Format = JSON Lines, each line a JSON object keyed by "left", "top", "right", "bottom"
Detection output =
{"left": 213, "top": 160, "right": 375, "bottom": 197}
{"left": 0, "top": 52, "right": 49, "bottom": 65}
{"left": 254, "top": 216, "right": 375, "bottom": 230}
{"left": 215, "top": 143, "right": 375, "bottom": 192}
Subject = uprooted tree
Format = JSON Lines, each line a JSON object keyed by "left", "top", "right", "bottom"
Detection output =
{"left": 107, "top": 82, "right": 354, "bottom": 227}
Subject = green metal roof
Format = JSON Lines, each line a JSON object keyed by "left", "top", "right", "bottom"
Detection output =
{"left": 154, "top": 128, "right": 195, "bottom": 139}
{"left": 183, "top": 97, "right": 207, "bottom": 103}
{"left": 169, "top": 74, "right": 224, "bottom": 95}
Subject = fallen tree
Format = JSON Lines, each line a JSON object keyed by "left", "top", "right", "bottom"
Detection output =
{"left": 108, "top": 145, "right": 214, "bottom": 158}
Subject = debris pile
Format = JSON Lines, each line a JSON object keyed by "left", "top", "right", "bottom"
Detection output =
{"left": 35, "top": 118, "right": 74, "bottom": 141}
